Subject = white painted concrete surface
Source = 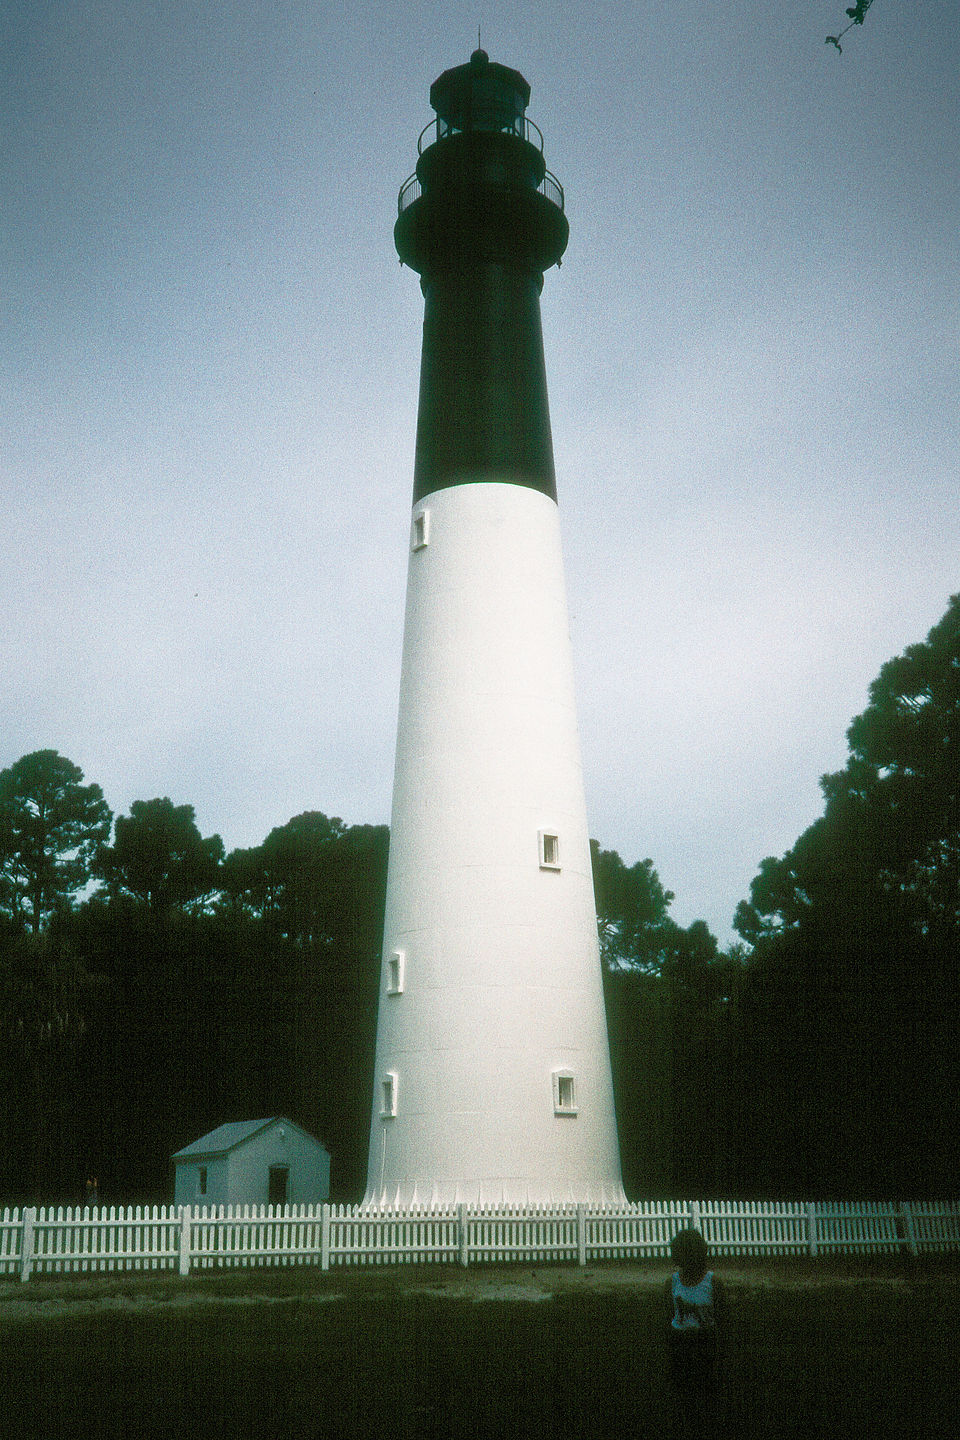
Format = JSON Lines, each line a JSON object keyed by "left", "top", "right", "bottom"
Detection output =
{"left": 365, "top": 480, "right": 625, "bottom": 1206}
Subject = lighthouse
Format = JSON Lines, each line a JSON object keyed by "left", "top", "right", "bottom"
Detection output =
{"left": 366, "top": 51, "right": 624, "bottom": 1207}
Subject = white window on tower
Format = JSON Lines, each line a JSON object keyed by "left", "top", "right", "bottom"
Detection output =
{"left": 552, "top": 1070, "right": 578, "bottom": 1116}
{"left": 539, "top": 830, "right": 560, "bottom": 870}
{"left": 381, "top": 1071, "right": 398, "bottom": 1118}
{"left": 412, "top": 508, "right": 430, "bottom": 550}
{"left": 387, "top": 949, "right": 405, "bottom": 995}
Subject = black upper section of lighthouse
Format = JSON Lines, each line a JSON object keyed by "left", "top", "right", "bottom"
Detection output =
{"left": 396, "top": 51, "right": 568, "bottom": 504}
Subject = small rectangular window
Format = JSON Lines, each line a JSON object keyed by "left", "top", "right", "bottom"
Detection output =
{"left": 412, "top": 509, "right": 430, "bottom": 550}
{"left": 381, "top": 1071, "right": 398, "bottom": 1118}
{"left": 387, "top": 949, "right": 405, "bottom": 994}
{"left": 539, "top": 831, "right": 560, "bottom": 869}
{"left": 553, "top": 1070, "right": 577, "bottom": 1115}
{"left": 198, "top": 1166, "right": 207, "bottom": 1196}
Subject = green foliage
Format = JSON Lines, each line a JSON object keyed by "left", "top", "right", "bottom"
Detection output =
{"left": 0, "top": 923, "right": 110, "bottom": 1202}
{"left": 0, "top": 760, "right": 391, "bottom": 1202}
{"left": 843, "top": 594, "right": 960, "bottom": 932}
{"left": 217, "top": 813, "right": 390, "bottom": 1197}
{"left": 222, "top": 812, "right": 389, "bottom": 959}
{"left": 222, "top": 811, "right": 347, "bottom": 942}
{"left": 0, "top": 750, "right": 112, "bottom": 933}
{"left": 731, "top": 595, "right": 960, "bottom": 1196}
{"left": 592, "top": 842, "right": 742, "bottom": 1197}
{"left": 0, "top": 928, "right": 104, "bottom": 1053}
{"left": 591, "top": 841, "right": 728, "bottom": 997}
{"left": 98, "top": 797, "right": 225, "bottom": 915}
{"left": 736, "top": 595, "right": 960, "bottom": 948}
{"left": 591, "top": 840, "right": 674, "bottom": 973}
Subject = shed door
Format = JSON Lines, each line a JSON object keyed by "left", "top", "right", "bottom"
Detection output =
{"left": 268, "top": 1165, "right": 289, "bottom": 1206}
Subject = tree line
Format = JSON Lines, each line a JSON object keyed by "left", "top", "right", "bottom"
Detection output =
{"left": 0, "top": 783, "right": 388, "bottom": 1204}
{"left": 2, "top": 595, "right": 957, "bottom": 1203}
{"left": 603, "top": 595, "right": 958, "bottom": 1201}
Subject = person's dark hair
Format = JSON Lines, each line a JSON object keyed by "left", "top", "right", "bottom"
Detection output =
{"left": 670, "top": 1226, "right": 709, "bottom": 1277}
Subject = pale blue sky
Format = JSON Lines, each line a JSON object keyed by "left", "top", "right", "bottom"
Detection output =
{"left": 2, "top": 2, "right": 957, "bottom": 942}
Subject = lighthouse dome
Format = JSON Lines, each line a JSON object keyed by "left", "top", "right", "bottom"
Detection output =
{"left": 429, "top": 51, "right": 531, "bottom": 135}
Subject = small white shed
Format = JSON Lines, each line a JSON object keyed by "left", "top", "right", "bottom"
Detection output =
{"left": 172, "top": 1117, "right": 330, "bottom": 1209}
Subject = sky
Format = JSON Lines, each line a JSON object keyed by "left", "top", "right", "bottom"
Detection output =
{"left": 2, "top": 1, "right": 957, "bottom": 945}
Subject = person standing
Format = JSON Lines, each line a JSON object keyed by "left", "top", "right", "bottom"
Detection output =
{"left": 665, "top": 1227, "right": 725, "bottom": 1436}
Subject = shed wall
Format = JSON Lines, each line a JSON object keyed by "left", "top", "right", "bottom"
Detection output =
{"left": 174, "top": 1155, "right": 228, "bottom": 1207}
{"left": 226, "top": 1124, "right": 330, "bottom": 1206}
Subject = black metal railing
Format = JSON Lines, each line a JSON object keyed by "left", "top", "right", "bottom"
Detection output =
{"left": 398, "top": 173, "right": 421, "bottom": 212}
{"left": 417, "top": 113, "right": 546, "bottom": 154}
{"left": 396, "top": 113, "right": 564, "bottom": 216}
{"left": 539, "top": 169, "right": 564, "bottom": 211}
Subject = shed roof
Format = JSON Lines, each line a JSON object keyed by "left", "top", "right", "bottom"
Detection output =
{"left": 172, "top": 1117, "right": 292, "bottom": 1160}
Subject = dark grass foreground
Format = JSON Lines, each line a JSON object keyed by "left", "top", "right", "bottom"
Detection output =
{"left": 2, "top": 1261, "right": 958, "bottom": 1440}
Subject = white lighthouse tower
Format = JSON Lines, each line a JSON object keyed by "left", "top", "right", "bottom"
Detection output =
{"left": 365, "top": 51, "right": 624, "bottom": 1207}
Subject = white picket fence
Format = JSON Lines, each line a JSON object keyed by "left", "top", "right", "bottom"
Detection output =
{"left": 1, "top": 1198, "right": 957, "bottom": 1282}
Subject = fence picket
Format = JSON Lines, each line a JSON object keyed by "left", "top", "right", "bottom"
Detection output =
{"left": 6, "top": 1196, "right": 958, "bottom": 1280}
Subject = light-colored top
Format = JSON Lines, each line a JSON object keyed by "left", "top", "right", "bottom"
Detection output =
{"left": 671, "top": 1270, "right": 716, "bottom": 1331}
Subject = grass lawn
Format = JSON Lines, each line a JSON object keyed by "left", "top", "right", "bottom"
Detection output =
{"left": 2, "top": 1258, "right": 957, "bottom": 1439}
